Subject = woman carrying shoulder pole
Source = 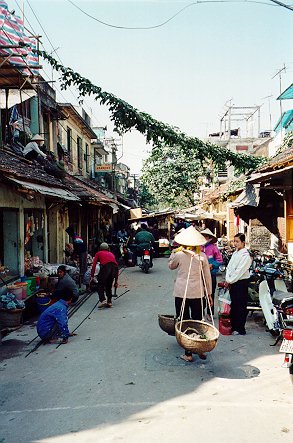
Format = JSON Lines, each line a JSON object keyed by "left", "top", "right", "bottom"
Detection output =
{"left": 168, "top": 226, "right": 213, "bottom": 362}
{"left": 225, "top": 233, "right": 252, "bottom": 336}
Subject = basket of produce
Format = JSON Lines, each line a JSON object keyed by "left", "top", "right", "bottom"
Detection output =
{"left": 175, "top": 320, "right": 219, "bottom": 354}
{"left": 158, "top": 314, "right": 177, "bottom": 336}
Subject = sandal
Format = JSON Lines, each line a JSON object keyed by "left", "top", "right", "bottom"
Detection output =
{"left": 198, "top": 353, "right": 207, "bottom": 360}
{"left": 180, "top": 354, "right": 193, "bottom": 362}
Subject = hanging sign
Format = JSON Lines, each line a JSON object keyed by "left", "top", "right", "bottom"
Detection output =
{"left": 95, "top": 164, "right": 112, "bottom": 172}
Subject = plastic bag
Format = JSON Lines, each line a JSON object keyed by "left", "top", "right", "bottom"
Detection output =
{"left": 218, "top": 288, "right": 231, "bottom": 315}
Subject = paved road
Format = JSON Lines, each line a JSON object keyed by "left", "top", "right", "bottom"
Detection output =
{"left": 1, "top": 257, "right": 293, "bottom": 443}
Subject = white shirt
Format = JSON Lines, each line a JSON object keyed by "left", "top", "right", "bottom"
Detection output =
{"left": 23, "top": 141, "right": 46, "bottom": 158}
{"left": 225, "top": 248, "right": 252, "bottom": 284}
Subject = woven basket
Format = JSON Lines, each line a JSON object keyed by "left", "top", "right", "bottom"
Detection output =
{"left": 175, "top": 320, "right": 219, "bottom": 354}
{"left": 0, "top": 308, "right": 24, "bottom": 328}
{"left": 158, "top": 314, "right": 176, "bottom": 336}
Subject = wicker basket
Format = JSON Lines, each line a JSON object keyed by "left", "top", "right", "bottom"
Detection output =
{"left": 0, "top": 308, "right": 24, "bottom": 329}
{"left": 175, "top": 320, "right": 219, "bottom": 354}
{"left": 158, "top": 314, "right": 177, "bottom": 336}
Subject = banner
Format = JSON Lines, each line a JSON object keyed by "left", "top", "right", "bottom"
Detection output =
{"left": 0, "top": 1, "right": 39, "bottom": 75}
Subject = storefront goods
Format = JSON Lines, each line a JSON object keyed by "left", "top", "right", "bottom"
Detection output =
{"left": 0, "top": 293, "right": 25, "bottom": 310}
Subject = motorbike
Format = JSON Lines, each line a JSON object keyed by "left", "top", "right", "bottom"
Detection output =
{"left": 279, "top": 327, "right": 293, "bottom": 384}
{"left": 258, "top": 265, "right": 293, "bottom": 337}
{"left": 138, "top": 243, "right": 153, "bottom": 274}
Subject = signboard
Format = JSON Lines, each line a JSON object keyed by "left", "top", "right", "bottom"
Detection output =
{"left": 95, "top": 164, "right": 112, "bottom": 172}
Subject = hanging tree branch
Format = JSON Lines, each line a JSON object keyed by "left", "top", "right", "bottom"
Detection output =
{"left": 37, "top": 50, "right": 265, "bottom": 172}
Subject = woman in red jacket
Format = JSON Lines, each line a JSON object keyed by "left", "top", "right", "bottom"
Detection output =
{"left": 90, "top": 243, "right": 118, "bottom": 308}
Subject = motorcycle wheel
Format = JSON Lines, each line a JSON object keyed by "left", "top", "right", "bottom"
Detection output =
{"left": 269, "top": 328, "right": 279, "bottom": 337}
{"left": 289, "top": 363, "right": 293, "bottom": 385}
{"left": 142, "top": 261, "right": 150, "bottom": 274}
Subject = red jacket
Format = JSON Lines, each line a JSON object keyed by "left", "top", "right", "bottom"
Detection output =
{"left": 91, "top": 251, "right": 118, "bottom": 278}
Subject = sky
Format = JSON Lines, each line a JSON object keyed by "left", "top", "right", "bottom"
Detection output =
{"left": 10, "top": 0, "right": 293, "bottom": 173}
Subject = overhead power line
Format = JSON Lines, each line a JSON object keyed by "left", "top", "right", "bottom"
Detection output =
{"left": 67, "top": 0, "right": 287, "bottom": 30}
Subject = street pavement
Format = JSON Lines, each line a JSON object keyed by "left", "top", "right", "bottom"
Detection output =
{"left": 0, "top": 257, "right": 293, "bottom": 443}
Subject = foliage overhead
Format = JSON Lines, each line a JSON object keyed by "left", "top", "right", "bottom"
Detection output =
{"left": 137, "top": 183, "right": 158, "bottom": 210}
{"left": 38, "top": 50, "right": 265, "bottom": 172}
{"left": 141, "top": 144, "right": 207, "bottom": 208}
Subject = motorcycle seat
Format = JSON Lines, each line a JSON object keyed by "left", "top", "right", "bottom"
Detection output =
{"left": 272, "top": 291, "right": 293, "bottom": 306}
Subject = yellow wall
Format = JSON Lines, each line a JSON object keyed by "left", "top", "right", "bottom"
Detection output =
{"left": 59, "top": 117, "right": 93, "bottom": 178}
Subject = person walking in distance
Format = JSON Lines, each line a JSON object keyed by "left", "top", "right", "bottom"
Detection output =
{"left": 225, "top": 233, "right": 252, "bottom": 335}
{"left": 65, "top": 226, "right": 87, "bottom": 285}
{"left": 90, "top": 243, "right": 118, "bottom": 308}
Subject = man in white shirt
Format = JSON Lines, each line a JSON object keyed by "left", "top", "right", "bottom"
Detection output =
{"left": 23, "top": 134, "right": 47, "bottom": 160}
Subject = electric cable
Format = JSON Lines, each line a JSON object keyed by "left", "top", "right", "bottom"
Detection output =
{"left": 67, "top": 0, "right": 282, "bottom": 31}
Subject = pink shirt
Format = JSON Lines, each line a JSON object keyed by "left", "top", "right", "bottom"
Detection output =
{"left": 91, "top": 251, "right": 118, "bottom": 278}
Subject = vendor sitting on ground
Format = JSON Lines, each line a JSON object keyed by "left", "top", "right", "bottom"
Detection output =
{"left": 52, "top": 265, "right": 79, "bottom": 303}
{"left": 23, "top": 134, "right": 47, "bottom": 161}
{"left": 37, "top": 289, "right": 76, "bottom": 344}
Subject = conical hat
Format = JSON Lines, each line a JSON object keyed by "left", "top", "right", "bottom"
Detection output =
{"left": 174, "top": 226, "right": 206, "bottom": 246}
{"left": 200, "top": 228, "right": 217, "bottom": 239}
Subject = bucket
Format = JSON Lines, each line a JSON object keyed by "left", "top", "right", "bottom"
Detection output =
{"left": 36, "top": 294, "right": 52, "bottom": 313}
{"left": 26, "top": 280, "right": 32, "bottom": 296}
{"left": 219, "top": 316, "right": 232, "bottom": 336}
{"left": 7, "top": 285, "right": 23, "bottom": 300}
{"left": 26, "top": 277, "right": 36, "bottom": 292}
{"left": 14, "top": 282, "right": 28, "bottom": 299}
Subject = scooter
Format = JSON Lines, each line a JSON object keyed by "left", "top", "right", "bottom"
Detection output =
{"left": 138, "top": 245, "right": 153, "bottom": 274}
{"left": 258, "top": 268, "right": 293, "bottom": 337}
{"left": 279, "top": 327, "right": 293, "bottom": 384}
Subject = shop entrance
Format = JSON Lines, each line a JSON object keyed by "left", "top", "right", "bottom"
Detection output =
{"left": 0, "top": 208, "right": 19, "bottom": 279}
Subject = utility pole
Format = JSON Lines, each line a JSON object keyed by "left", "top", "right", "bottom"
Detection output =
{"left": 272, "top": 64, "right": 286, "bottom": 139}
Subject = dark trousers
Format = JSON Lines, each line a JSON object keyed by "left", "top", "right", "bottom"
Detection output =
{"left": 230, "top": 279, "right": 249, "bottom": 335}
{"left": 175, "top": 297, "right": 206, "bottom": 356}
{"left": 97, "top": 262, "right": 118, "bottom": 303}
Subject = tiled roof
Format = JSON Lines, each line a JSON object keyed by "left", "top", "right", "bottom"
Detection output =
{"left": 62, "top": 175, "right": 117, "bottom": 205}
{"left": 0, "top": 148, "right": 66, "bottom": 188}
{"left": 256, "top": 146, "right": 293, "bottom": 172}
{"left": 0, "top": 148, "right": 119, "bottom": 206}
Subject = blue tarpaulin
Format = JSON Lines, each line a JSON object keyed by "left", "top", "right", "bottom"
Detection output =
{"left": 277, "top": 83, "right": 293, "bottom": 100}
{"left": 274, "top": 110, "right": 293, "bottom": 133}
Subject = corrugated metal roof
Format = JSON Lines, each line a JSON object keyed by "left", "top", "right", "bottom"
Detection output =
{"left": 8, "top": 177, "right": 79, "bottom": 200}
{"left": 256, "top": 146, "right": 293, "bottom": 172}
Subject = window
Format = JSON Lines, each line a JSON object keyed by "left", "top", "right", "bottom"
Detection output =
{"left": 77, "top": 136, "right": 82, "bottom": 170}
{"left": 85, "top": 143, "right": 89, "bottom": 173}
{"left": 67, "top": 127, "right": 72, "bottom": 159}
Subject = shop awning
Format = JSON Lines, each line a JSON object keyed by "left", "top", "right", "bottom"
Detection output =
{"left": 119, "top": 203, "right": 131, "bottom": 210}
{"left": 9, "top": 178, "right": 79, "bottom": 201}
{"left": 230, "top": 183, "right": 260, "bottom": 208}
{"left": 247, "top": 165, "right": 293, "bottom": 184}
{"left": 277, "top": 83, "right": 293, "bottom": 100}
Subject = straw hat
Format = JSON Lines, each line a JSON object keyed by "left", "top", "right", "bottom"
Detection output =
{"left": 31, "top": 134, "right": 44, "bottom": 141}
{"left": 200, "top": 228, "right": 217, "bottom": 239}
{"left": 174, "top": 226, "right": 206, "bottom": 246}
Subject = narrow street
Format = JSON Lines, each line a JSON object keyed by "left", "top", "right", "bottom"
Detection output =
{"left": 1, "top": 257, "right": 293, "bottom": 443}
